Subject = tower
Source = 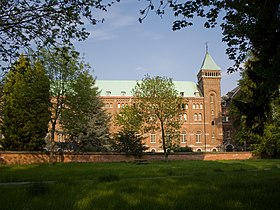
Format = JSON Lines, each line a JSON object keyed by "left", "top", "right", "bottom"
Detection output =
{"left": 197, "top": 52, "right": 223, "bottom": 151}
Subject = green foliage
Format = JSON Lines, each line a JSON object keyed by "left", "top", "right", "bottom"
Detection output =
{"left": 232, "top": 69, "right": 280, "bottom": 157}
{"left": 0, "top": 55, "right": 51, "bottom": 150}
{"left": 113, "top": 131, "right": 148, "bottom": 157}
{"left": 0, "top": 0, "right": 120, "bottom": 71}
{"left": 132, "top": 75, "right": 183, "bottom": 159}
{"left": 39, "top": 46, "right": 110, "bottom": 152}
{"left": 114, "top": 105, "right": 143, "bottom": 133}
{"left": 173, "top": 146, "right": 193, "bottom": 152}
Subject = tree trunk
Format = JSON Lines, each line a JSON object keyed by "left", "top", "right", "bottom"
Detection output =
{"left": 161, "top": 121, "right": 168, "bottom": 161}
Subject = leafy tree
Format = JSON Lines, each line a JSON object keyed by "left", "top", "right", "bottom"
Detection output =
{"left": 113, "top": 105, "right": 147, "bottom": 156}
{"left": 39, "top": 47, "right": 110, "bottom": 152}
{"left": 38, "top": 47, "right": 80, "bottom": 147}
{"left": 114, "top": 105, "right": 143, "bottom": 133}
{"left": 132, "top": 75, "right": 183, "bottom": 160}
{"left": 230, "top": 57, "right": 280, "bottom": 157}
{"left": 0, "top": 55, "right": 50, "bottom": 150}
{"left": 138, "top": 0, "right": 280, "bottom": 133}
{"left": 113, "top": 131, "right": 148, "bottom": 157}
{"left": 0, "top": 0, "right": 120, "bottom": 72}
{"left": 61, "top": 71, "right": 110, "bottom": 152}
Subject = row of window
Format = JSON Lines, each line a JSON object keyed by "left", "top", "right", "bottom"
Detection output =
{"left": 104, "top": 103, "right": 129, "bottom": 109}
{"left": 150, "top": 131, "right": 217, "bottom": 144}
{"left": 150, "top": 131, "right": 202, "bottom": 144}
{"left": 192, "top": 103, "right": 203, "bottom": 109}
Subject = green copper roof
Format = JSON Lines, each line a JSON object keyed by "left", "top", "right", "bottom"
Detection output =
{"left": 200, "top": 52, "right": 221, "bottom": 70}
{"left": 95, "top": 80, "right": 200, "bottom": 97}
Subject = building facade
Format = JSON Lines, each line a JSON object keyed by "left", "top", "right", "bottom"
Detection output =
{"left": 96, "top": 52, "right": 223, "bottom": 152}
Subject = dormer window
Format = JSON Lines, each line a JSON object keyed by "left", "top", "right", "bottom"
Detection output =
{"left": 194, "top": 90, "right": 199, "bottom": 97}
{"left": 121, "top": 91, "right": 126, "bottom": 96}
{"left": 106, "top": 91, "right": 111, "bottom": 96}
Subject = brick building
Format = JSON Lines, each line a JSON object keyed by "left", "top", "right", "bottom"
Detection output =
{"left": 95, "top": 52, "right": 223, "bottom": 152}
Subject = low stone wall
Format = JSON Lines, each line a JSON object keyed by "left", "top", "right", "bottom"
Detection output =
{"left": 0, "top": 151, "right": 253, "bottom": 165}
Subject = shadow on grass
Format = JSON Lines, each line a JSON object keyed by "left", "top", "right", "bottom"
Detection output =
{"left": 0, "top": 160, "right": 280, "bottom": 210}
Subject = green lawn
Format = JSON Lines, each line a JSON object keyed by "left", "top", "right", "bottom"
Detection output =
{"left": 0, "top": 159, "right": 279, "bottom": 210}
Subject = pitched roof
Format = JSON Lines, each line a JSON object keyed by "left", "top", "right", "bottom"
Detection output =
{"left": 95, "top": 80, "right": 200, "bottom": 97}
{"left": 200, "top": 52, "right": 221, "bottom": 70}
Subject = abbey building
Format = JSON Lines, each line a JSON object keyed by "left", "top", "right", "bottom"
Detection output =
{"left": 95, "top": 52, "right": 223, "bottom": 152}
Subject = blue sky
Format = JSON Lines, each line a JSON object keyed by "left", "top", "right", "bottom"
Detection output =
{"left": 74, "top": 0, "right": 240, "bottom": 95}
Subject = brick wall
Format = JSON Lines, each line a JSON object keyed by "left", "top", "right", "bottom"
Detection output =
{"left": 0, "top": 151, "right": 253, "bottom": 165}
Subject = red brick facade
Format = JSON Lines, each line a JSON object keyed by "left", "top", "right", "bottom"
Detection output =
{"left": 98, "top": 53, "right": 224, "bottom": 152}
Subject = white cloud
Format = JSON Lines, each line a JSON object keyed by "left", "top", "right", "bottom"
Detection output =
{"left": 88, "top": 29, "right": 116, "bottom": 41}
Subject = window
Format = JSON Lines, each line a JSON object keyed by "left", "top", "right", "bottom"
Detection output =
{"left": 192, "top": 104, "right": 196, "bottom": 109}
{"left": 194, "top": 113, "right": 198, "bottom": 121}
{"left": 196, "top": 131, "right": 201, "bottom": 143}
{"left": 181, "top": 131, "right": 187, "bottom": 143}
{"left": 198, "top": 113, "right": 202, "bottom": 121}
{"left": 212, "top": 132, "right": 215, "bottom": 139}
{"left": 106, "top": 91, "right": 111, "bottom": 96}
{"left": 180, "top": 92, "right": 184, "bottom": 97}
{"left": 121, "top": 91, "right": 126, "bottom": 96}
{"left": 196, "top": 104, "right": 199, "bottom": 109}
{"left": 200, "top": 103, "right": 203, "bottom": 109}
{"left": 150, "top": 134, "right": 156, "bottom": 143}
{"left": 183, "top": 113, "right": 187, "bottom": 121}
{"left": 117, "top": 103, "right": 121, "bottom": 108}
{"left": 210, "top": 94, "right": 214, "bottom": 103}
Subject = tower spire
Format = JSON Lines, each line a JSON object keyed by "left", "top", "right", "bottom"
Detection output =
{"left": 205, "top": 41, "right": 209, "bottom": 53}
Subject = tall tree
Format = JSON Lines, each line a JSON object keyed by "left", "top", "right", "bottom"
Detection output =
{"left": 132, "top": 75, "right": 183, "bottom": 160}
{"left": 39, "top": 47, "right": 109, "bottom": 151}
{"left": 0, "top": 0, "right": 120, "bottom": 72}
{"left": 0, "top": 55, "right": 50, "bottom": 151}
{"left": 138, "top": 0, "right": 280, "bottom": 133}
{"left": 61, "top": 70, "right": 110, "bottom": 152}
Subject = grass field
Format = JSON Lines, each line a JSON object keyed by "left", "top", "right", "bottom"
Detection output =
{"left": 0, "top": 159, "right": 280, "bottom": 210}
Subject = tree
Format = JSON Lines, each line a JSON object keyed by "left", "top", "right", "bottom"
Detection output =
{"left": 132, "top": 75, "right": 183, "bottom": 160}
{"left": 138, "top": 0, "right": 280, "bottom": 134}
{"left": 61, "top": 71, "right": 110, "bottom": 152}
{"left": 113, "top": 104, "right": 147, "bottom": 156}
{"left": 114, "top": 105, "right": 143, "bottom": 133}
{"left": 0, "top": 0, "right": 120, "bottom": 72}
{"left": 230, "top": 56, "right": 280, "bottom": 157}
{"left": 113, "top": 131, "right": 148, "bottom": 157}
{"left": 0, "top": 55, "right": 50, "bottom": 150}
{"left": 39, "top": 47, "right": 110, "bottom": 152}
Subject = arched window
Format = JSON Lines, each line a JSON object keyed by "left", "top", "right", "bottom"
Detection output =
{"left": 198, "top": 113, "right": 202, "bottom": 121}
{"left": 183, "top": 113, "right": 187, "bottom": 121}
{"left": 194, "top": 113, "right": 198, "bottom": 121}
{"left": 210, "top": 94, "right": 214, "bottom": 103}
{"left": 200, "top": 103, "right": 203, "bottom": 109}
{"left": 196, "top": 131, "right": 201, "bottom": 143}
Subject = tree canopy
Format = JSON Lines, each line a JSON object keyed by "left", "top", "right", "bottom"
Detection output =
{"left": 0, "top": 55, "right": 50, "bottom": 151}
{"left": 0, "top": 0, "right": 120, "bottom": 72}
{"left": 132, "top": 75, "right": 183, "bottom": 159}
{"left": 39, "top": 46, "right": 110, "bottom": 152}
